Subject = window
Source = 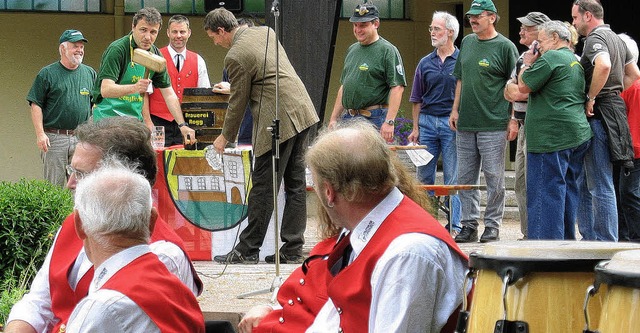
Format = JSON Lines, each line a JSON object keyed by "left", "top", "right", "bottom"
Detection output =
{"left": 1, "top": 0, "right": 99, "bottom": 12}
{"left": 340, "top": 0, "right": 406, "bottom": 20}
{"left": 124, "top": 0, "right": 263, "bottom": 15}
{"left": 124, "top": 0, "right": 406, "bottom": 19}
{"left": 196, "top": 176, "right": 207, "bottom": 190}
{"left": 228, "top": 161, "right": 239, "bottom": 178}
{"left": 0, "top": 0, "right": 406, "bottom": 18}
{"left": 211, "top": 177, "right": 221, "bottom": 191}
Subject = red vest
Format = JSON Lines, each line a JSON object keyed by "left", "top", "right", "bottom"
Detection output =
{"left": 325, "top": 197, "right": 468, "bottom": 333}
{"left": 101, "top": 252, "right": 205, "bottom": 332}
{"left": 149, "top": 47, "right": 200, "bottom": 121}
{"left": 49, "top": 213, "right": 202, "bottom": 333}
{"left": 254, "top": 235, "right": 339, "bottom": 333}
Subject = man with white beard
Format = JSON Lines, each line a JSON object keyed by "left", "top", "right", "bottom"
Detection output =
{"left": 408, "top": 11, "right": 462, "bottom": 237}
{"left": 27, "top": 29, "right": 96, "bottom": 187}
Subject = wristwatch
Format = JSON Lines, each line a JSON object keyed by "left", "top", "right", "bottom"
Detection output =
{"left": 586, "top": 95, "right": 596, "bottom": 103}
{"left": 385, "top": 119, "right": 395, "bottom": 126}
{"left": 178, "top": 122, "right": 188, "bottom": 128}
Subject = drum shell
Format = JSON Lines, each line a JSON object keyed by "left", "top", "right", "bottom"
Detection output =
{"left": 466, "top": 241, "right": 640, "bottom": 333}
{"left": 594, "top": 249, "right": 640, "bottom": 333}
{"left": 468, "top": 269, "right": 607, "bottom": 332}
{"left": 598, "top": 286, "right": 640, "bottom": 332}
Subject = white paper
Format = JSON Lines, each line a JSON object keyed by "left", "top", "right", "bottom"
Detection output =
{"left": 404, "top": 143, "right": 433, "bottom": 167}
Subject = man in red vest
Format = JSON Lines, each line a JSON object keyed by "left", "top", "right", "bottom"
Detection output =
{"left": 5, "top": 117, "right": 202, "bottom": 333}
{"left": 64, "top": 163, "right": 204, "bottom": 332}
{"left": 305, "top": 121, "right": 469, "bottom": 332}
{"left": 147, "top": 14, "right": 211, "bottom": 146}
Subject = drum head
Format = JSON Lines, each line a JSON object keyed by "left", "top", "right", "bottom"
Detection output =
{"left": 470, "top": 241, "right": 640, "bottom": 283}
{"left": 595, "top": 249, "right": 640, "bottom": 289}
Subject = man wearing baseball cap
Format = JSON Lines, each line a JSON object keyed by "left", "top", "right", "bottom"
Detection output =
{"left": 449, "top": 0, "right": 518, "bottom": 243}
{"left": 26, "top": 29, "right": 96, "bottom": 187}
{"left": 328, "top": 2, "right": 406, "bottom": 142}
{"left": 504, "top": 11, "right": 551, "bottom": 240}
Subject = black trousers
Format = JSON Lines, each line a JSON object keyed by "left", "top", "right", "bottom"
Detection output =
{"left": 150, "top": 114, "right": 183, "bottom": 147}
{"left": 235, "top": 128, "right": 310, "bottom": 256}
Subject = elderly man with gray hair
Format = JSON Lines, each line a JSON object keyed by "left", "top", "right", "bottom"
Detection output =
{"left": 503, "top": 11, "right": 550, "bottom": 240}
{"left": 65, "top": 163, "right": 205, "bottom": 332}
{"left": 517, "top": 20, "right": 593, "bottom": 239}
{"left": 408, "top": 11, "right": 462, "bottom": 237}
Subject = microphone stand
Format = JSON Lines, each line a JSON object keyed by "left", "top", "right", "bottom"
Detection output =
{"left": 237, "top": 0, "right": 283, "bottom": 302}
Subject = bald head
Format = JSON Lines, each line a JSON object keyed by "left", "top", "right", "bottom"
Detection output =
{"left": 306, "top": 121, "right": 397, "bottom": 203}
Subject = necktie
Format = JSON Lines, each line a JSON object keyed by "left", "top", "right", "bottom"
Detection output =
{"left": 340, "top": 242, "right": 353, "bottom": 271}
{"left": 175, "top": 54, "right": 181, "bottom": 72}
{"left": 330, "top": 234, "right": 352, "bottom": 275}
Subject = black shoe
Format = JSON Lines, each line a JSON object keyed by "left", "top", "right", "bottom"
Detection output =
{"left": 480, "top": 227, "right": 500, "bottom": 243}
{"left": 265, "top": 253, "right": 304, "bottom": 264}
{"left": 455, "top": 226, "right": 478, "bottom": 243}
{"left": 213, "top": 249, "right": 259, "bottom": 264}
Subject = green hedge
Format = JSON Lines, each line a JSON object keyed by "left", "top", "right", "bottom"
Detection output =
{"left": 0, "top": 179, "right": 74, "bottom": 326}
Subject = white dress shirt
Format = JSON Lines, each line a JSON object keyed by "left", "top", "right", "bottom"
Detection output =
{"left": 7, "top": 228, "right": 198, "bottom": 332}
{"left": 306, "top": 188, "right": 468, "bottom": 333}
{"left": 66, "top": 245, "right": 159, "bottom": 333}
{"left": 167, "top": 45, "right": 211, "bottom": 88}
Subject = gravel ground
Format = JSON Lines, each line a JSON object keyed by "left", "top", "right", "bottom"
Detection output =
{"left": 195, "top": 215, "right": 525, "bottom": 326}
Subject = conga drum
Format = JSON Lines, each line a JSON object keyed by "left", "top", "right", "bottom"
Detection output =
{"left": 584, "top": 249, "right": 640, "bottom": 333}
{"left": 463, "top": 241, "right": 640, "bottom": 333}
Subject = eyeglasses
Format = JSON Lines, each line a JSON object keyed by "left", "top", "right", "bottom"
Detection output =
{"left": 428, "top": 26, "right": 444, "bottom": 33}
{"left": 466, "top": 13, "right": 491, "bottom": 21}
{"left": 66, "top": 165, "right": 89, "bottom": 180}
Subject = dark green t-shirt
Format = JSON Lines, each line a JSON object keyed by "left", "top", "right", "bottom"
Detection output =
{"left": 453, "top": 33, "right": 517, "bottom": 131}
{"left": 521, "top": 47, "right": 592, "bottom": 153}
{"left": 27, "top": 62, "right": 96, "bottom": 129}
{"left": 340, "top": 37, "right": 406, "bottom": 109}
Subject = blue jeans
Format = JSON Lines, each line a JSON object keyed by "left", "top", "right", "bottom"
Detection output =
{"left": 456, "top": 130, "right": 506, "bottom": 230}
{"left": 527, "top": 140, "right": 590, "bottom": 240}
{"left": 577, "top": 119, "right": 618, "bottom": 241}
{"left": 614, "top": 159, "right": 640, "bottom": 242}
{"left": 417, "top": 114, "right": 460, "bottom": 231}
{"left": 341, "top": 108, "right": 388, "bottom": 129}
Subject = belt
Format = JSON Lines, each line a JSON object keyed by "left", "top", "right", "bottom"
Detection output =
{"left": 44, "top": 128, "right": 75, "bottom": 135}
{"left": 346, "top": 104, "right": 389, "bottom": 118}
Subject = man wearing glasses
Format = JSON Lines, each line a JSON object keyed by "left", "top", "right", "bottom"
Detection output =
{"left": 448, "top": 0, "right": 518, "bottom": 243}
{"left": 503, "top": 12, "right": 551, "bottom": 240}
{"left": 5, "top": 117, "right": 203, "bottom": 333}
{"left": 408, "top": 11, "right": 462, "bottom": 237}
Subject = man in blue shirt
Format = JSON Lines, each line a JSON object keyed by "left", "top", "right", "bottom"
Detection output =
{"left": 409, "top": 11, "right": 461, "bottom": 236}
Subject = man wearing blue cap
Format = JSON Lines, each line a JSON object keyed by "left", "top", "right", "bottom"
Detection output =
{"left": 448, "top": 0, "right": 518, "bottom": 243}
{"left": 27, "top": 29, "right": 96, "bottom": 187}
{"left": 328, "top": 2, "right": 406, "bottom": 142}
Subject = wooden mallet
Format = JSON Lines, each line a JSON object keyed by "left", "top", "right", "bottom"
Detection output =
{"left": 132, "top": 48, "right": 167, "bottom": 80}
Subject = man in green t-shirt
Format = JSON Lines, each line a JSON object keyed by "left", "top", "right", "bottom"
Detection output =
{"left": 448, "top": 0, "right": 518, "bottom": 243}
{"left": 328, "top": 3, "right": 406, "bottom": 143}
{"left": 27, "top": 29, "right": 96, "bottom": 187}
{"left": 92, "top": 7, "right": 196, "bottom": 145}
{"left": 519, "top": 21, "right": 592, "bottom": 240}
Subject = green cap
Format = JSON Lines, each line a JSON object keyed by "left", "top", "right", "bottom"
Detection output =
{"left": 466, "top": 0, "right": 497, "bottom": 15}
{"left": 59, "top": 29, "right": 88, "bottom": 44}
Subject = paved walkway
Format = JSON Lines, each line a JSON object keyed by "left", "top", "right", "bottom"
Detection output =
{"left": 196, "top": 215, "right": 525, "bottom": 326}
